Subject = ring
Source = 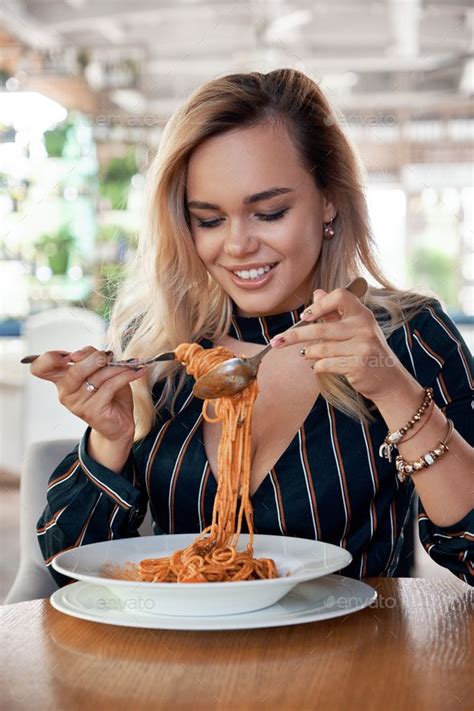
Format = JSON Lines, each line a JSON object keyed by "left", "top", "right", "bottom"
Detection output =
{"left": 299, "top": 348, "right": 306, "bottom": 357}
{"left": 85, "top": 380, "right": 98, "bottom": 393}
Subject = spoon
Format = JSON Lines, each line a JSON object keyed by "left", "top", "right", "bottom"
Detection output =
{"left": 192, "top": 277, "right": 368, "bottom": 400}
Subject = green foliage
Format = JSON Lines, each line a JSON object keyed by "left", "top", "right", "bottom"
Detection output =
{"left": 44, "top": 123, "right": 72, "bottom": 158}
{"left": 99, "top": 152, "right": 138, "bottom": 210}
{"left": 35, "top": 225, "right": 75, "bottom": 275}
{"left": 102, "top": 152, "right": 138, "bottom": 183}
{"left": 408, "top": 247, "right": 458, "bottom": 309}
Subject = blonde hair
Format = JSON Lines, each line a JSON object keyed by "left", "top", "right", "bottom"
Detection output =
{"left": 107, "top": 68, "right": 438, "bottom": 442}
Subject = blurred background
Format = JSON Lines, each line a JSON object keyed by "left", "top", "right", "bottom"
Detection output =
{"left": 0, "top": 0, "right": 473, "bottom": 599}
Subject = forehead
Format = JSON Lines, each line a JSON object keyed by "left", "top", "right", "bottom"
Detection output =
{"left": 186, "top": 122, "right": 309, "bottom": 199}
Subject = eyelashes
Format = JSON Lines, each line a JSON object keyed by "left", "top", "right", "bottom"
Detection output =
{"left": 195, "top": 208, "right": 290, "bottom": 230}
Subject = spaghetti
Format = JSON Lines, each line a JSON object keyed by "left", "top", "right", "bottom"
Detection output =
{"left": 103, "top": 343, "right": 278, "bottom": 583}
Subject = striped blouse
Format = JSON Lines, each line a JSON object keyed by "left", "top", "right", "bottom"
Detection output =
{"left": 37, "top": 299, "right": 474, "bottom": 587}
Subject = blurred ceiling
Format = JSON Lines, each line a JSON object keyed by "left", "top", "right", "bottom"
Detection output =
{"left": 1, "top": 0, "right": 473, "bottom": 121}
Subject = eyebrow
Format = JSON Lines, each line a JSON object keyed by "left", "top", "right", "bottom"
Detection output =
{"left": 187, "top": 187, "right": 294, "bottom": 211}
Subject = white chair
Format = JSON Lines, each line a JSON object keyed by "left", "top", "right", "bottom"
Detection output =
{"left": 4, "top": 438, "right": 154, "bottom": 605}
{"left": 22, "top": 307, "right": 107, "bottom": 447}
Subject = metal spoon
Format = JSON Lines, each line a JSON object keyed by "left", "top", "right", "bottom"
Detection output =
{"left": 192, "top": 277, "right": 368, "bottom": 400}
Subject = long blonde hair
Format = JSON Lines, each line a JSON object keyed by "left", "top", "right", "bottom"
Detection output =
{"left": 107, "top": 68, "right": 437, "bottom": 441}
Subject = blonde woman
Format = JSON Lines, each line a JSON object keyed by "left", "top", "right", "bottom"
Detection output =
{"left": 33, "top": 69, "right": 473, "bottom": 586}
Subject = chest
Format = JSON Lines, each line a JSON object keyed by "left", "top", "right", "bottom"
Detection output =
{"left": 202, "top": 336, "right": 321, "bottom": 496}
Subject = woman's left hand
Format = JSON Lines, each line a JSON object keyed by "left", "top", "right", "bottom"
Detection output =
{"left": 270, "top": 287, "right": 408, "bottom": 404}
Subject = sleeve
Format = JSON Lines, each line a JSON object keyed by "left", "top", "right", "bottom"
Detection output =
{"left": 402, "top": 300, "right": 474, "bottom": 585}
{"left": 36, "top": 427, "right": 150, "bottom": 587}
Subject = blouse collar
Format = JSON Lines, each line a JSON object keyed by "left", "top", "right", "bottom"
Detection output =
{"left": 227, "top": 302, "right": 305, "bottom": 345}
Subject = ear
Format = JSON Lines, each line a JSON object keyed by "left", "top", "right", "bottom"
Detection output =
{"left": 322, "top": 194, "right": 337, "bottom": 222}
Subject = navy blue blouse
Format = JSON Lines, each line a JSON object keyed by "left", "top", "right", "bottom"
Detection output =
{"left": 37, "top": 299, "right": 474, "bottom": 586}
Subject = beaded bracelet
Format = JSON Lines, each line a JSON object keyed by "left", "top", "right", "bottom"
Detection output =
{"left": 378, "top": 387, "right": 434, "bottom": 463}
{"left": 395, "top": 419, "right": 454, "bottom": 483}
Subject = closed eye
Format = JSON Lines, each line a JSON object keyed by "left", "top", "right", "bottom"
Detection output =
{"left": 196, "top": 208, "right": 290, "bottom": 229}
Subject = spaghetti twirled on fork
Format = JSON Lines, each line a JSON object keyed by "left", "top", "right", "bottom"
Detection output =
{"left": 102, "top": 343, "right": 278, "bottom": 583}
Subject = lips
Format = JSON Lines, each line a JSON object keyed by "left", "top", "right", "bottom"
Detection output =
{"left": 226, "top": 262, "right": 279, "bottom": 289}
{"left": 225, "top": 262, "right": 278, "bottom": 275}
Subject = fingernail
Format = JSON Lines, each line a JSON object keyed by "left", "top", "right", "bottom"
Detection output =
{"left": 104, "top": 350, "right": 113, "bottom": 356}
{"left": 270, "top": 335, "right": 286, "bottom": 347}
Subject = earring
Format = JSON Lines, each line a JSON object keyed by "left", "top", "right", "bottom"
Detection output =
{"left": 323, "top": 217, "right": 336, "bottom": 239}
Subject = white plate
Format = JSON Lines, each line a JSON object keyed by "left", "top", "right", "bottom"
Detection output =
{"left": 50, "top": 575, "right": 376, "bottom": 630}
{"left": 52, "top": 534, "right": 352, "bottom": 616}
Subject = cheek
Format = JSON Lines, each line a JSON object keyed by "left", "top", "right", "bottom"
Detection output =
{"left": 193, "top": 234, "right": 220, "bottom": 268}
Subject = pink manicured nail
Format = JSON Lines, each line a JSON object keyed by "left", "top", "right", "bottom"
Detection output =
{"left": 270, "top": 335, "right": 286, "bottom": 347}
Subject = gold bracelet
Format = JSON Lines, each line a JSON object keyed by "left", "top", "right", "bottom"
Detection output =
{"left": 378, "top": 386, "right": 434, "bottom": 463}
{"left": 395, "top": 419, "right": 454, "bottom": 483}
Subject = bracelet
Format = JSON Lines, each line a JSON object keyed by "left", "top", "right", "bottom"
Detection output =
{"left": 378, "top": 387, "right": 434, "bottom": 463}
{"left": 401, "top": 399, "right": 434, "bottom": 443}
{"left": 395, "top": 419, "right": 454, "bottom": 483}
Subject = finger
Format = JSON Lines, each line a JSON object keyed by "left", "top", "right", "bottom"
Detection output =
{"left": 300, "top": 289, "right": 344, "bottom": 325}
{"left": 88, "top": 367, "right": 147, "bottom": 408}
{"left": 30, "top": 350, "right": 73, "bottom": 383}
{"left": 74, "top": 358, "right": 140, "bottom": 393}
{"left": 302, "top": 287, "right": 364, "bottom": 323}
{"left": 72, "top": 368, "right": 146, "bottom": 406}
{"left": 61, "top": 348, "right": 112, "bottom": 393}
{"left": 310, "top": 356, "right": 356, "bottom": 374}
{"left": 299, "top": 339, "right": 357, "bottom": 361}
{"left": 270, "top": 320, "right": 357, "bottom": 348}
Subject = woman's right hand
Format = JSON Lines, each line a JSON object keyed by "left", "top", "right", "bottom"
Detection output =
{"left": 30, "top": 346, "right": 147, "bottom": 446}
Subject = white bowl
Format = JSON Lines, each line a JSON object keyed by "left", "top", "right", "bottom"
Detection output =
{"left": 52, "top": 533, "right": 352, "bottom": 616}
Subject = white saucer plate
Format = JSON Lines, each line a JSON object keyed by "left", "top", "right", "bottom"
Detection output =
{"left": 52, "top": 534, "right": 353, "bottom": 616}
{"left": 50, "top": 574, "right": 377, "bottom": 630}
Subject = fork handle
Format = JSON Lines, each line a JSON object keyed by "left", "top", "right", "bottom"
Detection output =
{"left": 250, "top": 319, "right": 309, "bottom": 366}
{"left": 251, "top": 277, "right": 368, "bottom": 367}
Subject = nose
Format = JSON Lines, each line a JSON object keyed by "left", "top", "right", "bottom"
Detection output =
{"left": 223, "top": 223, "right": 259, "bottom": 257}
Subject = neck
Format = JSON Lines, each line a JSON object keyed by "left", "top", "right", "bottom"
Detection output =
{"left": 227, "top": 303, "right": 305, "bottom": 345}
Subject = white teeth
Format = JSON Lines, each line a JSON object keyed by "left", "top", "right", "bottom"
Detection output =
{"left": 233, "top": 265, "right": 273, "bottom": 280}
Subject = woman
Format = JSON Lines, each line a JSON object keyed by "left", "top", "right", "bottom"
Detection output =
{"left": 33, "top": 69, "right": 473, "bottom": 586}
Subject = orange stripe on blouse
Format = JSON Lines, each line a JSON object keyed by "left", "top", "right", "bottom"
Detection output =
{"left": 145, "top": 419, "right": 174, "bottom": 499}
{"left": 328, "top": 404, "right": 352, "bottom": 547}
{"left": 199, "top": 462, "right": 211, "bottom": 531}
{"left": 437, "top": 372, "right": 451, "bottom": 403}
{"left": 44, "top": 501, "right": 100, "bottom": 565}
{"left": 361, "top": 421, "right": 379, "bottom": 535}
{"left": 47, "top": 458, "right": 80, "bottom": 490}
{"left": 270, "top": 467, "right": 287, "bottom": 535}
{"left": 299, "top": 424, "right": 322, "bottom": 540}
{"left": 107, "top": 504, "right": 120, "bottom": 540}
{"left": 37, "top": 505, "right": 68, "bottom": 533}
{"left": 413, "top": 329, "right": 445, "bottom": 365}
{"left": 169, "top": 416, "right": 203, "bottom": 534}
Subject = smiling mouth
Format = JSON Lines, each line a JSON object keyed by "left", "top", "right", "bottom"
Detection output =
{"left": 228, "top": 263, "right": 278, "bottom": 281}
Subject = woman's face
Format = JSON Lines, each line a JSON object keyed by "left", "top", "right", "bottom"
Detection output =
{"left": 186, "top": 121, "right": 336, "bottom": 316}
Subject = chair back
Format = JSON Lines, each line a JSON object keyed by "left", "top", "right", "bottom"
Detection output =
{"left": 4, "top": 438, "right": 154, "bottom": 604}
{"left": 22, "top": 307, "right": 106, "bottom": 447}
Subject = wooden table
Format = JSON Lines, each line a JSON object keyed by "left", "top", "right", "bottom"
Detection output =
{"left": 1, "top": 578, "right": 473, "bottom": 711}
